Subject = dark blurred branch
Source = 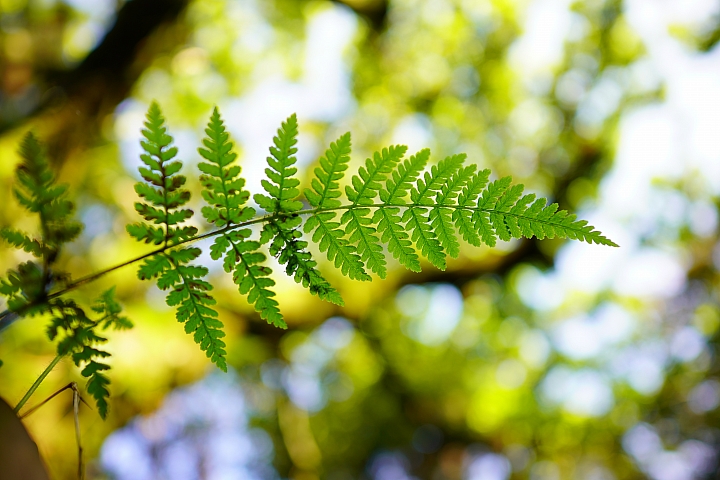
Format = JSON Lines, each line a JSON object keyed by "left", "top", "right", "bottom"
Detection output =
{"left": 1, "top": 0, "right": 190, "bottom": 161}
{"left": 330, "top": 0, "right": 388, "bottom": 30}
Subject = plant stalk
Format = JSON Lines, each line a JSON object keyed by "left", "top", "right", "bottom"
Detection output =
{"left": 13, "top": 354, "right": 63, "bottom": 415}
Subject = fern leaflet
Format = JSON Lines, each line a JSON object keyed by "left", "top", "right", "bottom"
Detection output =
{"left": 453, "top": 169, "right": 490, "bottom": 247}
{"left": 254, "top": 115, "right": 342, "bottom": 305}
{"left": 304, "top": 133, "right": 370, "bottom": 281}
{"left": 198, "top": 108, "right": 284, "bottom": 327}
{"left": 373, "top": 148, "right": 429, "bottom": 272}
{"left": 46, "top": 288, "right": 130, "bottom": 419}
{"left": 129, "top": 103, "right": 227, "bottom": 370}
{"left": 429, "top": 160, "right": 475, "bottom": 258}
{"left": 341, "top": 145, "right": 407, "bottom": 278}
{"left": 402, "top": 154, "right": 465, "bottom": 269}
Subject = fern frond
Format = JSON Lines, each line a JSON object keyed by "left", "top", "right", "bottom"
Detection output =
{"left": 0, "top": 133, "right": 82, "bottom": 324}
{"left": 142, "top": 247, "right": 227, "bottom": 369}
{"left": 128, "top": 103, "right": 227, "bottom": 370}
{"left": 429, "top": 161, "right": 475, "bottom": 258}
{"left": 402, "top": 154, "right": 465, "bottom": 269}
{"left": 126, "top": 102, "right": 196, "bottom": 246}
{"left": 14, "top": 134, "right": 82, "bottom": 247}
{"left": 304, "top": 133, "right": 370, "bottom": 281}
{"left": 251, "top": 115, "right": 343, "bottom": 302}
{"left": 254, "top": 114, "right": 303, "bottom": 214}
{"left": 341, "top": 145, "right": 407, "bottom": 278}
{"left": 373, "top": 149, "right": 429, "bottom": 272}
{"left": 46, "top": 298, "right": 116, "bottom": 418}
{"left": 263, "top": 218, "right": 344, "bottom": 306}
{"left": 164, "top": 248, "right": 227, "bottom": 371}
{"left": 196, "top": 108, "right": 283, "bottom": 326}
{"left": 6, "top": 133, "right": 82, "bottom": 256}
{"left": 92, "top": 287, "right": 133, "bottom": 331}
{"left": 198, "top": 107, "right": 254, "bottom": 227}
{"left": 453, "top": 169, "right": 490, "bottom": 247}
{"left": 305, "top": 133, "right": 352, "bottom": 209}
{"left": 460, "top": 176, "right": 619, "bottom": 247}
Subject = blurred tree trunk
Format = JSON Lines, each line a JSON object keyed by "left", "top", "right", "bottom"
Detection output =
{"left": 1, "top": 0, "right": 191, "bottom": 165}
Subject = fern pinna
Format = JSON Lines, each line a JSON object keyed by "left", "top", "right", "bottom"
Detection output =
{"left": 127, "top": 103, "right": 228, "bottom": 370}
{"left": 1, "top": 102, "right": 616, "bottom": 419}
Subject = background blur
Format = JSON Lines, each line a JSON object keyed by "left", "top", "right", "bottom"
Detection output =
{"left": 1, "top": 0, "right": 720, "bottom": 478}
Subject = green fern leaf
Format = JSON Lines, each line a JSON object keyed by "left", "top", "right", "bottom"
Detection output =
{"left": 128, "top": 103, "right": 227, "bottom": 370}
{"left": 453, "top": 169, "right": 490, "bottom": 247}
{"left": 46, "top": 298, "right": 118, "bottom": 418}
{"left": 264, "top": 219, "right": 343, "bottom": 305}
{"left": 304, "top": 133, "right": 370, "bottom": 281}
{"left": 126, "top": 102, "right": 197, "bottom": 247}
{"left": 196, "top": 108, "right": 283, "bottom": 325}
{"left": 403, "top": 154, "right": 465, "bottom": 269}
{"left": 373, "top": 149, "right": 429, "bottom": 272}
{"left": 253, "top": 116, "right": 343, "bottom": 303}
{"left": 341, "top": 145, "right": 407, "bottom": 278}
{"left": 85, "top": 368, "right": 111, "bottom": 419}
{"left": 14, "top": 134, "right": 82, "bottom": 244}
{"left": 430, "top": 162, "right": 475, "bottom": 258}
{"left": 4, "top": 132, "right": 81, "bottom": 261}
{"left": 92, "top": 287, "right": 133, "bottom": 330}
{"left": 198, "top": 107, "right": 254, "bottom": 227}
{"left": 163, "top": 250, "right": 227, "bottom": 371}
{"left": 254, "top": 114, "right": 303, "bottom": 214}
{"left": 213, "top": 229, "right": 286, "bottom": 328}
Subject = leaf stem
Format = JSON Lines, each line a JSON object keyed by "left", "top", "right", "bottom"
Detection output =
{"left": 14, "top": 353, "right": 64, "bottom": 415}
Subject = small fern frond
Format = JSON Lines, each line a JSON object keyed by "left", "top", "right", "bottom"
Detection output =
{"left": 304, "top": 133, "right": 370, "bottom": 281}
{"left": 6, "top": 132, "right": 82, "bottom": 258}
{"left": 165, "top": 249, "right": 227, "bottom": 371}
{"left": 214, "top": 230, "right": 285, "bottom": 328}
{"left": 341, "top": 145, "right": 407, "bottom": 278}
{"left": 264, "top": 219, "right": 344, "bottom": 306}
{"left": 46, "top": 298, "right": 118, "bottom": 418}
{"left": 129, "top": 104, "right": 227, "bottom": 370}
{"left": 126, "top": 102, "right": 196, "bottom": 246}
{"left": 254, "top": 114, "right": 303, "bottom": 214}
{"left": 198, "top": 107, "right": 254, "bottom": 227}
{"left": 92, "top": 287, "right": 133, "bottom": 331}
{"left": 196, "top": 108, "right": 283, "bottom": 326}
{"left": 252, "top": 115, "right": 343, "bottom": 302}
{"left": 430, "top": 162, "right": 476, "bottom": 258}
{"left": 305, "top": 133, "right": 352, "bottom": 209}
{"left": 380, "top": 149, "right": 430, "bottom": 204}
{"left": 453, "top": 169, "right": 491, "bottom": 247}
{"left": 1, "top": 133, "right": 82, "bottom": 328}
{"left": 137, "top": 249, "right": 227, "bottom": 370}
